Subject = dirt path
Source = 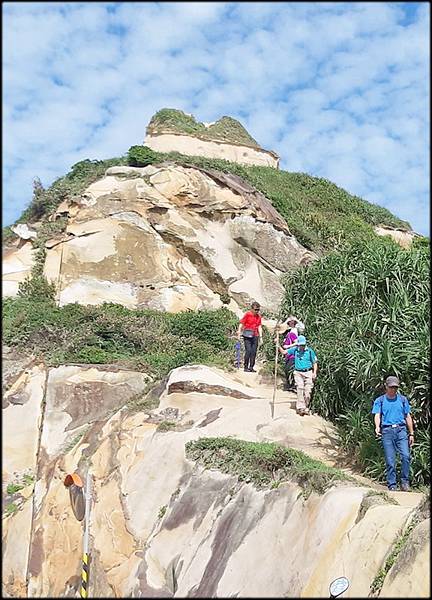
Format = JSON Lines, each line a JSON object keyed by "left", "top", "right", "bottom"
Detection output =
{"left": 230, "top": 360, "right": 424, "bottom": 510}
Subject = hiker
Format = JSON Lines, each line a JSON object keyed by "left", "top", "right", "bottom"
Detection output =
{"left": 279, "top": 335, "right": 317, "bottom": 415}
{"left": 237, "top": 302, "right": 263, "bottom": 372}
{"left": 280, "top": 315, "right": 305, "bottom": 337}
{"left": 281, "top": 317, "right": 298, "bottom": 391}
{"left": 372, "top": 376, "right": 414, "bottom": 491}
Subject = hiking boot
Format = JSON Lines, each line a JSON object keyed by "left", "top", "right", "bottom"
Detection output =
{"left": 303, "top": 408, "right": 310, "bottom": 415}
{"left": 400, "top": 483, "right": 410, "bottom": 492}
{"left": 248, "top": 368, "right": 257, "bottom": 373}
{"left": 244, "top": 368, "right": 249, "bottom": 372}
{"left": 388, "top": 486, "right": 397, "bottom": 491}
{"left": 296, "top": 409, "right": 305, "bottom": 416}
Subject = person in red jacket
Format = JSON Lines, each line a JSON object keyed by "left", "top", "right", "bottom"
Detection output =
{"left": 237, "top": 302, "right": 263, "bottom": 372}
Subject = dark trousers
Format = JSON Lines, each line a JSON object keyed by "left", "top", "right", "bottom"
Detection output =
{"left": 284, "top": 360, "right": 295, "bottom": 389}
{"left": 243, "top": 336, "right": 258, "bottom": 370}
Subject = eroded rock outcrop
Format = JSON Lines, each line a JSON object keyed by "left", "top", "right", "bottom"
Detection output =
{"left": 374, "top": 225, "right": 418, "bottom": 248}
{"left": 2, "top": 164, "right": 315, "bottom": 313}
{"left": 2, "top": 362, "right": 428, "bottom": 598}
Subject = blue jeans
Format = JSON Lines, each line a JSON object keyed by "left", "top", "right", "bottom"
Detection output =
{"left": 381, "top": 425, "right": 410, "bottom": 489}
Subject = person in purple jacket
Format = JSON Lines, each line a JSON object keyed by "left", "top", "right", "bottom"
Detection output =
{"left": 281, "top": 317, "right": 298, "bottom": 391}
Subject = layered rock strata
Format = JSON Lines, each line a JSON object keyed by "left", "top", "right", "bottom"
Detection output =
{"left": 2, "top": 164, "right": 315, "bottom": 313}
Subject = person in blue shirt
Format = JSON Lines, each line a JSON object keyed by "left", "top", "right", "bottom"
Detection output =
{"left": 371, "top": 375, "right": 415, "bottom": 491}
{"left": 279, "top": 335, "right": 318, "bottom": 416}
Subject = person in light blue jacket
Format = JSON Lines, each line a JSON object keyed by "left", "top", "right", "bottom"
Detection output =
{"left": 280, "top": 335, "right": 318, "bottom": 416}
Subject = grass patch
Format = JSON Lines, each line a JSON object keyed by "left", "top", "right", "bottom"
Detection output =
{"left": 147, "top": 109, "right": 260, "bottom": 148}
{"left": 13, "top": 157, "right": 127, "bottom": 225}
{"left": 64, "top": 429, "right": 88, "bottom": 453}
{"left": 4, "top": 503, "right": 19, "bottom": 516}
{"left": 185, "top": 437, "right": 354, "bottom": 497}
{"left": 3, "top": 299, "right": 239, "bottom": 380}
{"left": 156, "top": 420, "right": 177, "bottom": 433}
{"left": 6, "top": 483, "right": 24, "bottom": 495}
{"left": 22, "top": 474, "right": 35, "bottom": 486}
{"left": 2, "top": 225, "right": 18, "bottom": 245}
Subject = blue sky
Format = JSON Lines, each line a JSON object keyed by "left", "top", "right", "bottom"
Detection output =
{"left": 3, "top": 1, "right": 430, "bottom": 235}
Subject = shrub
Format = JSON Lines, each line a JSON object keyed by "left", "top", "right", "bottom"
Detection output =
{"left": 2, "top": 299, "right": 239, "bottom": 380}
{"left": 14, "top": 157, "right": 127, "bottom": 224}
{"left": 127, "top": 145, "right": 158, "bottom": 167}
{"left": 6, "top": 483, "right": 24, "bottom": 495}
{"left": 2, "top": 225, "right": 18, "bottom": 245}
{"left": 18, "top": 275, "right": 56, "bottom": 303}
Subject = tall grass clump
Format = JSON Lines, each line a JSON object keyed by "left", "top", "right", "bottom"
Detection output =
{"left": 275, "top": 236, "right": 430, "bottom": 487}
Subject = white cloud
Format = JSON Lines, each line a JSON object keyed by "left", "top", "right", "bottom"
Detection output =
{"left": 3, "top": 1, "right": 430, "bottom": 236}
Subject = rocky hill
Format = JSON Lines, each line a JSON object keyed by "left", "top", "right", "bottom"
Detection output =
{"left": 2, "top": 110, "right": 428, "bottom": 598}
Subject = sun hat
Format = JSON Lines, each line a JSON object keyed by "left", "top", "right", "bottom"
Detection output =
{"left": 385, "top": 375, "right": 400, "bottom": 387}
{"left": 286, "top": 315, "right": 298, "bottom": 323}
{"left": 297, "top": 335, "right": 307, "bottom": 345}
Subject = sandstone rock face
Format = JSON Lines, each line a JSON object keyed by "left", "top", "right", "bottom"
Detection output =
{"left": 374, "top": 226, "right": 417, "bottom": 248}
{"left": 3, "top": 362, "right": 428, "bottom": 598}
{"left": 2, "top": 164, "right": 315, "bottom": 313}
{"left": 145, "top": 132, "right": 280, "bottom": 168}
{"left": 3, "top": 363, "right": 46, "bottom": 481}
{"left": 2, "top": 240, "right": 36, "bottom": 297}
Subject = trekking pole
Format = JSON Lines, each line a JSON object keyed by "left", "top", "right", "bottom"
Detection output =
{"left": 80, "top": 470, "right": 92, "bottom": 598}
{"left": 235, "top": 339, "right": 241, "bottom": 369}
{"left": 271, "top": 321, "right": 280, "bottom": 419}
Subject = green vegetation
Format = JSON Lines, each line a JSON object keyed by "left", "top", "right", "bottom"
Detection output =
{"left": 22, "top": 474, "right": 35, "bottom": 486}
{"left": 147, "top": 108, "right": 260, "bottom": 147}
{"left": 3, "top": 299, "right": 239, "bottom": 379}
{"left": 13, "top": 157, "right": 127, "bottom": 225}
{"left": 274, "top": 237, "right": 429, "bottom": 487}
{"left": 2, "top": 225, "right": 18, "bottom": 245}
{"left": 185, "top": 437, "right": 354, "bottom": 497}
{"left": 127, "top": 145, "right": 158, "bottom": 166}
{"left": 4, "top": 503, "right": 19, "bottom": 517}
{"left": 6, "top": 483, "right": 24, "bottom": 495}
{"left": 158, "top": 505, "right": 167, "bottom": 519}
{"left": 156, "top": 420, "right": 177, "bottom": 432}
{"left": 64, "top": 430, "right": 88, "bottom": 452}
{"left": 5, "top": 473, "right": 35, "bottom": 497}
